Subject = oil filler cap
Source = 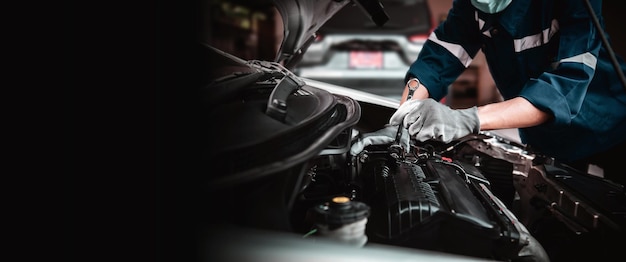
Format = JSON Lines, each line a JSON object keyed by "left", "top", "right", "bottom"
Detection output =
{"left": 314, "top": 196, "right": 370, "bottom": 226}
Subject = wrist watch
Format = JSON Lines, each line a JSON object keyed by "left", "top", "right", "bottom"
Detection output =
{"left": 406, "top": 78, "right": 420, "bottom": 100}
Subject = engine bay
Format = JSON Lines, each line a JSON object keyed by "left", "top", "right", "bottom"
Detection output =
{"left": 285, "top": 123, "right": 626, "bottom": 261}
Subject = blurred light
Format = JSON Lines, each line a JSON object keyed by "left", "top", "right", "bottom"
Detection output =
{"left": 408, "top": 34, "right": 428, "bottom": 43}
{"left": 314, "top": 33, "right": 323, "bottom": 42}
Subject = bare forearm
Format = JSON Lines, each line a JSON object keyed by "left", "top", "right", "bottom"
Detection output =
{"left": 477, "top": 97, "right": 552, "bottom": 130}
{"left": 400, "top": 82, "right": 429, "bottom": 104}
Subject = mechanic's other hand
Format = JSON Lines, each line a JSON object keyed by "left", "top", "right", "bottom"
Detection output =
{"left": 350, "top": 125, "right": 410, "bottom": 155}
{"left": 389, "top": 98, "right": 480, "bottom": 143}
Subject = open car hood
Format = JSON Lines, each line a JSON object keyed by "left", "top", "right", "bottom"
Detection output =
{"left": 274, "top": 0, "right": 389, "bottom": 69}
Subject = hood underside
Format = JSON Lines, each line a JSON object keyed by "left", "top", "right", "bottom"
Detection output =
{"left": 274, "top": 0, "right": 389, "bottom": 69}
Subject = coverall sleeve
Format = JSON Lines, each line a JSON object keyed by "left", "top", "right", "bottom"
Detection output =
{"left": 518, "top": 0, "right": 603, "bottom": 128}
{"left": 405, "top": 0, "right": 482, "bottom": 101}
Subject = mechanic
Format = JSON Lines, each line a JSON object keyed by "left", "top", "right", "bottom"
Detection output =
{"left": 357, "top": 0, "right": 626, "bottom": 185}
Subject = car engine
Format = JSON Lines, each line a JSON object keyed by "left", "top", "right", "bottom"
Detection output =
{"left": 203, "top": 48, "right": 625, "bottom": 261}
{"left": 283, "top": 126, "right": 626, "bottom": 261}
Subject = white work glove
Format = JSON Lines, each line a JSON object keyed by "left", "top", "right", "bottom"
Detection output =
{"left": 389, "top": 98, "right": 480, "bottom": 143}
{"left": 350, "top": 125, "right": 410, "bottom": 156}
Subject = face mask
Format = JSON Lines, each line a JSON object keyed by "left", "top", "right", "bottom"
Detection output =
{"left": 471, "top": 0, "right": 512, "bottom": 14}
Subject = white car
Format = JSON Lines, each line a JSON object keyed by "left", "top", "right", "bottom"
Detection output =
{"left": 294, "top": 0, "right": 434, "bottom": 100}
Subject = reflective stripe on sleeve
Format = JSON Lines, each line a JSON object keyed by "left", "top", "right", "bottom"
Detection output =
{"left": 427, "top": 32, "right": 473, "bottom": 67}
{"left": 514, "top": 19, "right": 559, "bottom": 52}
{"left": 552, "top": 52, "right": 598, "bottom": 70}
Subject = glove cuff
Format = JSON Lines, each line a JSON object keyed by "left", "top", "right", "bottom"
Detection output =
{"left": 461, "top": 106, "right": 481, "bottom": 134}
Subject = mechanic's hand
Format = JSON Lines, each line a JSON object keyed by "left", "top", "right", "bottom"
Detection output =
{"left": 389, "top": 98, "right": 480, "bottom": 143}
{"left": 350, "top": 125, "right": 410, "bottom": 155}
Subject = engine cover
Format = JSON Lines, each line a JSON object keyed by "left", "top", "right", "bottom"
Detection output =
{"left": 357, "top": 146, "right": 544, "bottom": 261}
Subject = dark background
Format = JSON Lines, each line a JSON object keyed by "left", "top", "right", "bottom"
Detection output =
{"left": 603, "top": 2, "right": 626, "bottom": 58}
{"left": 67, "top": 1, "right": 626, "bottom": 262}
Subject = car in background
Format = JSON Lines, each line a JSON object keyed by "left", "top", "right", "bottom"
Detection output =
{"left": 294, "top": 0, "right": 434, "bottom": 100}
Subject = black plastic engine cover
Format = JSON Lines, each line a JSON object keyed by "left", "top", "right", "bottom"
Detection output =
{"left": 202, "top": 46, "right": 360, "bottom": 231}
{"left": 204, "top": 46, "right": 360, "bottom": 186}
{"left": 359, "top": 151, "right": 525, "bottom": 259}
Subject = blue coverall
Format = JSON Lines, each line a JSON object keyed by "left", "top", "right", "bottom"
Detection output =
{"left": 406, "top": 0, "right": 626, "bottom": 163}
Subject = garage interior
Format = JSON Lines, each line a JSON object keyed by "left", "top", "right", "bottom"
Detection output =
{"left": 202, "top": 0, "right": 626, "bottom": 109}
